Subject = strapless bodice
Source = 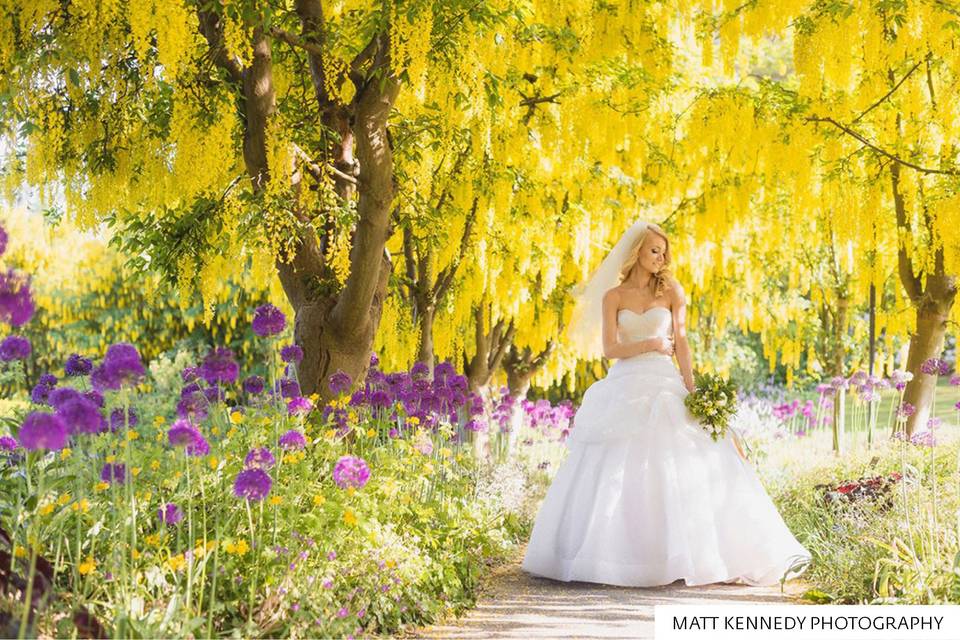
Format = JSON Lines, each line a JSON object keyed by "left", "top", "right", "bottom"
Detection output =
{"left": 617, "top": 306, "right": 672, "bottom": 341}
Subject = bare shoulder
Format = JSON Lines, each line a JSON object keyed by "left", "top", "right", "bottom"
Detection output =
{"left": 602, "top": 286, "right": 622, "bottom": 307}
{"left": 664, "top": 277, "right": 686, "bottom": 303}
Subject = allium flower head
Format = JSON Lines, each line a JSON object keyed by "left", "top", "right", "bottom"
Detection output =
{"left": 252, "top": 304, "right": 286, "bottom": 337}
{"left": 829, "top": 376, "right": 849, "bottom": 390}
{"left": 109, "top": 407, "right": 138, "bottom": 432}
{"left": 57, "top": 397, "right": 106, "bottom": 435}
{"left": 281, "top": 344, "right": 304, "bottom": 364}
{"left": 369, "top": 353, "right": 379, "bottom": 367}
{"left": 0, "top": 269, "right": 35, "bottom": 327}
{"left": 332, "top": 455, "right": 370, "bottom": 490}
{"left": 279, "top": 429, "right": 306, "bottom": 450}
{"left": 180, "top": 366, "right": 201, "bottom": 383}
{"left": 18, "top": 412, "right": 68, "bottom": 451}
{"left": 31, "top": 382, "right": 53, "bottom": 405}
{"left": 158, "top": 503, "right": 183, "bottom": 526}
{"left": 243, "top": 375, "right": 265, "bottom": 395}
{"left": 167, "top": 419, "right": 207, "bottom": 455}
{"left": 244, "top": 447, "right": 276, "bottom": 470}
{"left": 287, "top": 396, "right": 313, "bottom": 416}
{"left": 233, "top": 468, "right": 272, "bottom": 501}
{"left": 48, "top": 387, "right": 81, "bottom": 410}
{"left": 100, "top": 463, "right": 127, "bottom": 484}
{"left": 65, "top": 354, "right": 93, "bottom": 377}
{"left": 897, "top": 402, "right": 916, "bottom": 418}
{"left": 328, "top": 370, "right": 352, "bottom": 395}
{"left": 176, "top": 391, "right": 209, "bottom": 422}
{"left": 920, "top": 357, "right": 947, "bottom": 376}
{"left": 38, "top": 373, "right": 57, "bottom": 387}
{"left": 278, "top": 378, "right": 300, "bottom": 399}
{"left": 910, "top": 430, "right": 936, "bottom": 447}
{"left": 92, "top": 343, "right": 146, "bottom": 390}
{"left": 0, "top": 435, "right": 18, "bottom": 451}
{"left": 410, "top": 362, "right": 430, "bottom": 379}
{"left": 950, "top": 375, "right": 960, "bottom": 386}
{"left": 200, "top": 347, "right": 239, "bottom": 385}
{"left": 0, "top": 335, "right": 31, "bottom": 361}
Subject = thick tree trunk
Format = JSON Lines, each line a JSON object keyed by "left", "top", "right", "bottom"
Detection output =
{"left": 464, "top": 302, "right": 514, "bottom": 392}
{"left": 416, "top": 303, "right": 436, "bottom": 370}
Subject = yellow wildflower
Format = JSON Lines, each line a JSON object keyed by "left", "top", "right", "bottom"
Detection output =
{"left": 126, "top": 429, "right": 139, "bottom": 441}
{"left": 211, "top": 426, "right": 220, "bottom": 436}
{"left": 225, "top": 539, "right": 249, "bottom": 555}
{"left": 105, "top": 455, "right": 116, "bottom": 463}
{"left": 143, "top": 491, "right": 152, "bottom": 502}
{"left": 408, "top": 416, "right": 420, "bottom": 426}
{"left": 439, "top": 447, "right": 452, "bottom": 458}
{"left": 155, "top": 433, "right": 163, "bottom": 442}
{"left": 455, "top": 454, "right": 463, "bottom": 463}
{"left": 269, "top": 496, "right": 283, "bottom": 506}
{"left": 348, "top": 411, "right": 357, "bottom": 422}
{"left": 174, "top": 471, "right": 182, "bottom": 480}
{"left": 94, "top": 482, "right": 110, "bottom": 492}
{"left": 38, "top": 503, "right": 54, "bottom": 516}
{"left": 346, "top": 487, "right": 356, "bottom": 496}
{"left": 78, "top": 556, "right": 96, "bottom": 575}
{"left": 153, "top": 415, "right": 166, "bottom": 426}
{"left": 145, "top": 534, "right": 160, "bottom": 547}
{"left": 208, "top": 456, "right": 219, "bottom": 470}
{"left": 132, "top": 550, "right": 141, "bottom": 560}
{"left": 313, "top": 494, "right": 326, "bottom": 506}
{"left": 60, "top": 448, "right": 72, "bottom": 461}
{"left": 57, "top": 493, "right": 71, "bottom": 506}
{"left": 131, "top": 467, "right": 141, "bottom": 477}
{"left": 366, "top": 428, "right": 376, "bottom": 438}
{"left": 343, "top": 509, "right": 357, "bottom": 526}
{"left": 325, "top": 429, "right": 336, "bottom": 439}
{"left": 229, "top": 411, "right": 244, "bottom": 425}
{"left": 309, "top": 393, "right": 319, "bottom": 402}
{"left": 151, "top": 460, "right": 161, "bottom": 471}
{"left": 226, "top": 427, "right": 238, "bottom": 439}
{"left": 167, "top": 554, "right": 186, "bottom": 572}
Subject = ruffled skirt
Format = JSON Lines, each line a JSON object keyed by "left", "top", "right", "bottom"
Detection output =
{"left": 521, "top": 352, "right": 811, "bottom": 587}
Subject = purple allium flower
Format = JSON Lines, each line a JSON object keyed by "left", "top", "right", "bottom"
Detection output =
{"left": 57, "top": 397, "right": 107, "bottom": 435}
{"left": 0, "top": 435, "right": 18, "bottom": 451}
{"left": 369, "top": 390, "right": 391, "bottom": 408}
{"left": 369, "top": 353, "right": 379, "bottom": 367}
{"left": 950, "top": 374, "right": 960, "bottom": 386}
{"left": 180, "top": 366, "right": 201, "bottom": 383}
{"left": 323, "top": 579, "right": 334, "bottom": 589}
{"left": 180, "top": 382, "right": 201, "bottom": 398}
{"left": 278, "top": 378, "right": 300, "bottom": 399}
{"left": 910, "top": 430, "right": 936, "bottom": 447}
{"left": 200, "top": 347, "right": 239, "bottom": 386}
{"left": 243, "top": 375, "right": 265, "bottom": 395}
{"left": 328, "top": 370, "right": 352, "bottom": 395}
{"left": 357, "top": 608, "right": 366, "bottom": 619}
{"left": 38, "top": 373, "right": 56, "bottom": 387}
{"left": 187, "top": 433, "right": 210, "bottom": 456}
{"left": 829, "top": 376, "right": 849, "bottom": 390}
{"left": 897, "top": 402, "right": 916, "bottom": 418}
{"left": 167, "top": 419, "right": 207, "bottom": 455}
{"left": 411, "top": 361, "right": 430, "bottom": 379}
{"left": 176, "top": 392, "right": 209, "bottom": 422}
{"left": 336, "top": 607, "right": 349, "bottom": 618}
{"left": 281, "top": 344, "right": 303, "bottom": 364}
{"left": 92, "top": 343, "right": 146, "bottom": 391}
{"left": 287, "top": 396, "right": 313, "bottom": 416}
{"left": 100, "top": 462, "right": 126, "bottom": 484}
{"left": 279, "top": 429, "right": 306, "bottom": 450}
{"left": 233, "top": 468, "right": 272, "bottom": 501}
{"left": 30, "top": 382, "right": 52, "bottom": 405}
{"left": 332, "top": 455, "right": 370, "bottom": 490}
{"left": 928, "top": 417, "right": 942, "bottom": 429}
{"left": 203, "top": 386, "right": 223, "bottom": 404}
{"left": 48, "top": 387, "right": 81, "bottom": 410}
{"left": 85, "top": 390, "right": 104, "bottom": 407}
{"left": 388, "top": 427, "right": 399, "bottom": 438}
{"left": 0, "top": 269, "right": 35, "bottom": 327}
{"left": 65, "top": 354, "right": 93, "bottom": 377}
{"left": 158, "top": 503, "right": 183, "bottom": 526}
{"left": 252, "top": 304, "right": 286, "bottom": 337}
{"left": 0, "top": 335, "right": 31, "bottom": 361}
{"left": 110, "top": 407, "right": 139, "bottom": 432}
{"left": 18, "top": 412, "right": 68, "bottom": 451}
{"left": 920, "top": 357, "right": 944, "bottom": 376}
{"left": 244, "top": 447, "right": 276, "bottom": 470}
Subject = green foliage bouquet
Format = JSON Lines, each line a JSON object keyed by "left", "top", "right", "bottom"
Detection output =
{"left": 683, "top": 371, "right": 739, "bottom": 442}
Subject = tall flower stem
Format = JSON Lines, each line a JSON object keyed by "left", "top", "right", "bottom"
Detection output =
{"left": 184, "top": 452, "right": 194, "bottom": 621}
{"left": 17, "top": 451, "right": 38, "bottom": 640}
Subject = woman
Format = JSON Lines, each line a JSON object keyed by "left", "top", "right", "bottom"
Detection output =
{"left": 521, "top": 221, "right": 811, "bottom": 587}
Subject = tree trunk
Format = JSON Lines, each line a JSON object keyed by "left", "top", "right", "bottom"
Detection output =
{"left": 416, "top": 303, "right": 436, "bottom": 370}
{"left": 464, "top": 302, "right": 514, "bottom": 392}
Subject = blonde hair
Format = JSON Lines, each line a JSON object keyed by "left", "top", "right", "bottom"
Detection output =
{"left": 618, "top": 223, "right": 672, "bottom": 298}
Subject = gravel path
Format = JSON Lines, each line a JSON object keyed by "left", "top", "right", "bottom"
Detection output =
{"left": 402, "top": 543, "right": 812, "bottom": 640}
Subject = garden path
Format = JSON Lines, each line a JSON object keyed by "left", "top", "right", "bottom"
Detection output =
{"left": 403, "top": 542, "right": 812, "bottom": 639}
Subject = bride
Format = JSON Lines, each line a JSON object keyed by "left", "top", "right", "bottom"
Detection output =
{"left": 521, "top": 220, "right": 812, "bottom": 587}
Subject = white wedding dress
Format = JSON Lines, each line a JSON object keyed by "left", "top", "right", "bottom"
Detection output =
{"left": 522, "top": 306, "right": 811, "bottom": 587}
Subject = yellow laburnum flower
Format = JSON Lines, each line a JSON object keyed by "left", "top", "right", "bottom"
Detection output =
{"left": 57, "top": 493, "right": 71, "bottom": 506}
{"left": 131, "top": 467, "right": 141, "bottom": 477}
{"left": 126, "top": 430, "right": 139, "bottom": 441}
{"left": 94, "top": 482, "right": 110, "bottom": 492}
{"left": 60, "top": 448, "right": 72, "bottom": 461}
{"left": 208, "top": 456, "right": 219, "bottom": 470}
{"left": 229, "top": 411, "right": 243, "bottom": 424}
{"left": 269, "top": 496, "right": 282, "bottom": 506}
{"left": 313, "top": 494, "right": 326, "bottom": 506}
{"left": 150, "top": 460, "right": 161, "bottom": 471}
{"left": 167, "top": 554, "right": 186, "bottom": 571}
{"left": 343, "top": 509, "right": 357, "bottom": 526}
{"left": 39, "top": 503, "right": 54, "bottom": 516}
{"left": 78, "top": 556, "right": 96, "bottom": 575}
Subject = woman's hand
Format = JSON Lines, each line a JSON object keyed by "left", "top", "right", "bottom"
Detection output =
{"left": 682, "top": 375, "right": 695, "bottom": 393}
{"left": 647, "top": 336, "right": 674, "bottom": 355}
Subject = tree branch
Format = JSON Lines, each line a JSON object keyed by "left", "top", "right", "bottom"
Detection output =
{"left": 196, "top": 8, "right": 244, "bottom": 84}
{"left": 851, "top": 54, "right": 927, "bottom": 125}
{"left": 269, "top": 26, "right": 324, "bottom": 56}
{"left": 805, "top": 116, "right": 958, "bottom": 175}
{"left": 292, "top": 143, "right": 358, "bottom": 185}
{"left": 433, "top": 195, "right": 479, "bottom": 301}
{"left": 890, "top": 160, "right": 923, "bottom": 303}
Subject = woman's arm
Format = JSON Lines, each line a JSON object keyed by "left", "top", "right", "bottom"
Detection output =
{"left": 670, "top": 281, "right": 695, "bottom": 392}
{"left": 601, "top": 289, "right": 660, "bottom": 359}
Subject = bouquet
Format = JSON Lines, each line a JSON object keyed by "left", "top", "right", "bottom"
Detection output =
{"left": 683, "top": 371, "right": 739, "bottom": 442}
